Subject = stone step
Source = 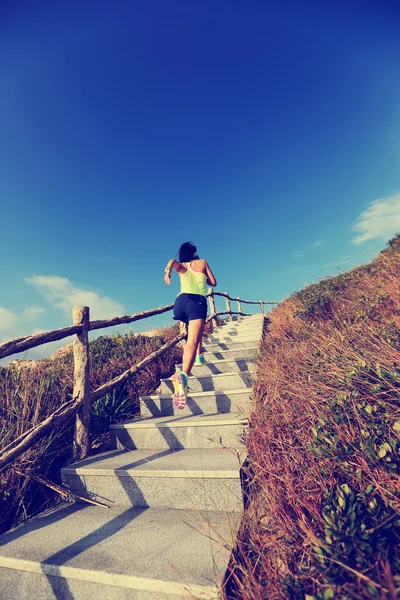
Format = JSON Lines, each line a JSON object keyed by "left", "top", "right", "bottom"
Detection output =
{"left": 203, "top": 340, "right": 258, "bottom": 352}
{"left": 214, "top": 318, "right": 264, "bottom": 331}
{"left": 211, "top": 327, "right": 263, "bottom": 338}
{"left": 160, "top": 371, "right": 253, "bottom": 394}
{"left": 62, "top": 448, "right": 246, "bottom": 512}
{"left": 178, "top": 357, "right": 255, "bottom": 377}
{"left": 206, "top": 330, "right": 263, "bottom": 343}
{"left": 231, "top": 314, "right": 264, "bottom": 321}
{"left": 0, "top": 503, "right": 241, "bottom": 599}
{"left": 214, "top": 318, "right": 264, "bottom": 328}
{"left": 232, "top": 316, "right": 265, "bottom": 324}
{"left": 140, "top": 388, "right": 252, "bottom": 418}
{"left": 110, "top": 412, "right": 247, "bottom": 451}
{"left": 207, "top": 324, "right": 263, "bottom": 335}
{"left": 202, "top": 346, "right": 259, "bottom": 361}
{"left": 205, "top": 333, "right": 262, "bottom": 345}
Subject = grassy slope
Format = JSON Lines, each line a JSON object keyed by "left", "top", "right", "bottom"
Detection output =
{"left": 229, "top": 235, "right": 400, "bottom": 599}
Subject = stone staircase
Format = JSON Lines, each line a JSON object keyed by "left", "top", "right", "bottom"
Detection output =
{"left": 0, "top": 314, "right": 265, "bottom": 599}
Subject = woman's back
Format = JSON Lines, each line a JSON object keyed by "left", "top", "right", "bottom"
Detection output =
{"left": 179, "top": 260, "right": 207, "bottom": 296}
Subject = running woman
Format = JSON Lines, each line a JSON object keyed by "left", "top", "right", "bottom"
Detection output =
{"left": 164, "top": 242, "right": 217, "bottom": 409}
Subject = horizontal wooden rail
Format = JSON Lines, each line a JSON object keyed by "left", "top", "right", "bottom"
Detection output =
{"left": 211, "top": 291, "right": 279, "bottom": 305}
{"left": 1, "top": 287, "right": 277, "bottom": 469}
{"left": 0, "top": 293, "right": 277, "bottom": 361}
{"left": 0, "top": 309, "right": 251, "bottom": 469}
{"left": 88, "top": 303, "right": 174, "bottom": 332}
{"left": 0, "top": 325, "right": 82, "bottom": 361}
{"left": 0, "top": 303, "right": 174, "bottom": 361}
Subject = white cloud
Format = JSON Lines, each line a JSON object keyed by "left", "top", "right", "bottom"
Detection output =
{"left": 352, "top": 193, "right": 400, "bottom": 244}
{"left": 22, "top": 306, "right": 46, "bottom": 320}
{"left": 311, "top": 240, "right": 324, "bottom": 248}
{"left": 25, "top": 275, "right": 125, "bottom": 320}
{"left": 0, "top": 307, "right": 18, "bottom": 333}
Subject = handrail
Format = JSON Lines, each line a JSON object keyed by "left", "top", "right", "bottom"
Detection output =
{"left": 0, "top": 303, "right": 175, "bottom": 361}
{"left": 0, "top": 309, "right": 249, "bottom": 471}
{"left": 0, "top": 325, "right": 82, "bottom": 361}
{"left": 211, "top": 291, "right": 279, "bottom": 305}
{"left": 0, "top": 289, "right": 277, "bottom": 469}
{"left": 0, "top": 294, "right": 279, "bottom": 360}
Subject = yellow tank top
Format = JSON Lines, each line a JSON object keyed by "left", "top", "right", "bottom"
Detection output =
{"left": 179, "top": 263, "right": 207, "bottom": 296}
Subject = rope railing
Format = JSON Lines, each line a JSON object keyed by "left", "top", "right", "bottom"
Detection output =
{"left": 211, "top": 291, "right": 279, "bottom": 305}
{"left": 0, "top": 290, "right": 278, "bottom": 470}
{"left": 0, "top": 292, "right": 279, "bottom": 361}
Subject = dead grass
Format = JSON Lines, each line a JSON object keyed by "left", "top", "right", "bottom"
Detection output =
{"left": 227, "top": 235, "right": 400, "bottom": 599}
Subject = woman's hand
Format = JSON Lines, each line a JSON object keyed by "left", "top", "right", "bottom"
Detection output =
{"left": 164, "top": 271, "right": 171, "bottom": 285}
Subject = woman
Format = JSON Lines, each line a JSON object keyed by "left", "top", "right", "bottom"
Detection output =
{"left": 164, "top": 242, "right": 217, "bottom": 409}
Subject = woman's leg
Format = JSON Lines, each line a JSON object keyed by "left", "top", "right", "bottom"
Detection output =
{"left": 182, "top": 319, "right": 206, "bottom": 375}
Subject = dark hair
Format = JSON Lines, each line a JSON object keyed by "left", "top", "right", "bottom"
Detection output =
{"left": 178, "top": 241, "right": 199, "bottom": 263}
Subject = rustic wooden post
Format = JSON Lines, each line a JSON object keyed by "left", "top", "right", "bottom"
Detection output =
{"left": 260, "top": 300, "right": 265, "bottom": 314}
{"left": 208, "top": 288, "right": 217, "bottom": 329}
{"left": 73, "top": 306, "right": 91, "bottom": 460}
{"left": 179, "top": 321, "right": 188, "bottom": 350}
{"left": 225, "top": 292, "right": 233, "bottom": 321}
{"left": 237, "top": 297, "right": 242, "bottom": 315}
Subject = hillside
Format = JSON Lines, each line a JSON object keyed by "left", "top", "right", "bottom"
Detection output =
{"left": 229, "top": 235, "right": 400, "bottom": 599}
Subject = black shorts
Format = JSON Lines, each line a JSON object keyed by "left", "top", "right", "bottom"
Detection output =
{"left": 173, "top": 293, "right": 207, "bottom": 324}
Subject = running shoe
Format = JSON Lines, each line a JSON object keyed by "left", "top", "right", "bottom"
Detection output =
{"left": 194, "top": 355, "right": 206, "bottom": 366}
{"left": 171, "top": 372, "right": 188, "bottom": 410}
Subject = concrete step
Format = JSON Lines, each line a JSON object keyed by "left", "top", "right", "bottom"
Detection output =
{"left": 206, "top": 329, "right": 263, "bottom": 342}
{"left": 214, "top": 318, "right": 264, "bottom": 328}
{"left": 205, "top": 333, "right": 262, "bottom": 345}
{"left": 203, "top": 340, "right": 259, "bottom": 352}
{"left": 214, "top": 318, "right": 264, "bottom": 331}
{"left": 140, "top": 388, "right": 252, "bottom": 418}
{"left": 160, "top": 371, "right": 253, "bottom": 394}
{"left": 62, "top": 448, "right": 246, "bottom": 511}
{"left": 231, "top": 314, "right": 264, "bottom": 321}
{"left": 213, "top": 321, "right": 264, "bottom": 333}
{"left": 0, "top": 503, "right": 241, "bottom": 599}
{"left": 202, "top": 346, "right": 259, "bottom": 361}
{"left": 178, "top": 357, "right": 255, "bottom": 377}
{"left": 110, "top": 412, "right": 247, "bottom": 451}
{"left": 211, "top": 327, "right": 263, "bottom": 338}
{"left": 230, "top": 316, "right": 265, "bottom": 325}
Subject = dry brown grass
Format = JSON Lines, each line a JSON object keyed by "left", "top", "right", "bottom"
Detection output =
{"left": 227, "top": 235, "right": 400, "bottom": 599}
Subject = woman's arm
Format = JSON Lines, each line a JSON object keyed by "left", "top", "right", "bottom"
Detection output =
{"left": 204, "top": 261, "right": 217, "bottom": 287}
{"left": 164, "top": 259, "right": 185, "bottom": 285}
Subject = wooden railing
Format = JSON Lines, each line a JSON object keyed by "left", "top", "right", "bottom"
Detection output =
{"left": 0, "top": 291, "right": 279, "bottom": 471}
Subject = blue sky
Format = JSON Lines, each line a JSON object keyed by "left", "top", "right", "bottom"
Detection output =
{"left": 1, "top": 1, "right": 400, "bottom": 359}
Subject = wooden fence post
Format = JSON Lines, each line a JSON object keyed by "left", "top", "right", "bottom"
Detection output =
{"left": 179, "top": 321, "right": 188, "bottom": 351}
{"left": 260, "top": 300, "right": 264, "bottom": 314}
{"left": 73, "top": 306, "right": 91, "bottom": 460}
{"left": 208, "top": 288, "right": 217, "bottom": 328}
{"left": 237, "top": 297, "right": 242, "bottom": 315}
{"left": 225, "top": 292, "right": 233, "bottom": 321}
